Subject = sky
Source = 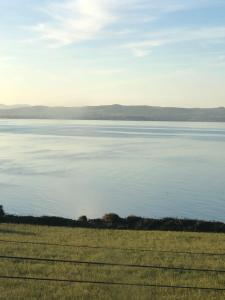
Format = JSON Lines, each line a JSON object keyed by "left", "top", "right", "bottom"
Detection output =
{"left": 0, "top": 0, "right": 225, "bottom": 107}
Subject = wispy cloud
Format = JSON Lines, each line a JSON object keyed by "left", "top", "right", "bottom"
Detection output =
{"left": 126, "top": 27, "right": 225, "bottom": 57}
{"left": 33, "top": 0, "right": 119, "bottom": 47}
{"left": 33, "top": 0, "right": 219, "bottom": 47}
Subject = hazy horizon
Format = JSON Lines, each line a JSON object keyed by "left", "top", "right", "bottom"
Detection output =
{"left": 0, "top": 103, "right": 225, "bottom": 109}
{"left": 1, "top": 0, "right": 225, "bottom": 107}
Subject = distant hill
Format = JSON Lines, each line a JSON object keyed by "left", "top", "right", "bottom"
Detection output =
{"left": 0, "top": 104, "right": 30, "bottom": 110}
{"left": 0, "top": 104, "right": 225, "bottom": 122}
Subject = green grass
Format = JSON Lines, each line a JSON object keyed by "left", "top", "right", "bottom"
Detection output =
{"left": 1, "top": 223, "right": 225, "bottom": 299}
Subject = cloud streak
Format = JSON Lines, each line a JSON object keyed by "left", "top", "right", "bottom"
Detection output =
{"left": 33, "top": 0, "right": 220, "bottom": 47}
{"left": 34, "top": 0, "right": 118, "bottom": 47}
{"left": 126, "top": 26, "right": 225, "bottom": 57}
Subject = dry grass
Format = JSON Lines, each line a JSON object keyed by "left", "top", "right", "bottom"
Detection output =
{"left": 1, "top": 223, "right": 225, "bottom": 299}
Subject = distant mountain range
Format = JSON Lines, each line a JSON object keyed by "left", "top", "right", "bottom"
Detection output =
{"left": 0, "top": 104, "right": 225, "bottom": 122}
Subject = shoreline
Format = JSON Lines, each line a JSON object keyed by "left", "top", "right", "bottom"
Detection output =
{"left": 1, "top": 213, "right": 225, "bottom": 233}
{"left": 0, "top": 105, "right": 225, "bottom": 122}
{"left": 0, "top": 117, "right": 225, "bottom": 123}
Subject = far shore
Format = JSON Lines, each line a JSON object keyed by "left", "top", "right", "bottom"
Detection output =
{"left": 0, "top": 105, "right": 225, "bottom": 122}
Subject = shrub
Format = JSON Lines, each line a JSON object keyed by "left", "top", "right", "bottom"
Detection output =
{"left": 78, "top": 215, "right": 88, "bottom": 223}
{"left": 0, "top": 205, "right": 5, "bottom": 217}
{"left": 127, "top": 215, "right": 142, "bottom": 224}
{"left": 102, "top": 213, "right": 121, "bottom": 223}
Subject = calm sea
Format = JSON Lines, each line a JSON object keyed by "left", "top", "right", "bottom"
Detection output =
{"left": 0, "top": 119, "right": 225, "bottom": 221}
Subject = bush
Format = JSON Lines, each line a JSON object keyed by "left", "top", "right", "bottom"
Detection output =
{"left": 0, "top": 205, "right": 5, "bottom": 217}
{"left": 102, "top": 213, "right": 121, "bottom": 223}
{"left": 78, "top": 215, "right": 88, "bottom": 223}
{"left": 127, "top": 215, "right": 142, "bottom": 224}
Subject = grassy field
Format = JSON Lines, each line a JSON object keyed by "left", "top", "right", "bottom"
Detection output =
{"left": 1, "top": 223, "right": 225, "bottom": 299}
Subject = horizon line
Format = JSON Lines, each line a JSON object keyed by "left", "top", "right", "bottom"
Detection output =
{"left": 1, "top": 104, "right": 225, "bottom": 110}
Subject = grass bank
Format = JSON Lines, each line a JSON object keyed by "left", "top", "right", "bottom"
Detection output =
{"left": 1, "top": 223, "right": 225, "bottom": 299}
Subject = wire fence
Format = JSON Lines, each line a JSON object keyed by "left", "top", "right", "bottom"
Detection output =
{"left": 1, "top": 236, "right": 225, "bottom": 293}
{"left": 0, "top": 238, "right": 225, "bottom": 257}
{"left": 0, "top": 275, "right": 225, "bottom": 292}
{"left": 1, "top": 254, "right": 225, "bottom": 274}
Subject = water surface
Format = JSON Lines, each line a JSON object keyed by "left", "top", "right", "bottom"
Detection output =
{"left": 0, "top": 120, "right": 225, "bottom": 221}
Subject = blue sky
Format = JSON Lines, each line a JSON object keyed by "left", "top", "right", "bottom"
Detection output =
{"left": 0, "top": 0, "right": 225, "bottom": 107}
